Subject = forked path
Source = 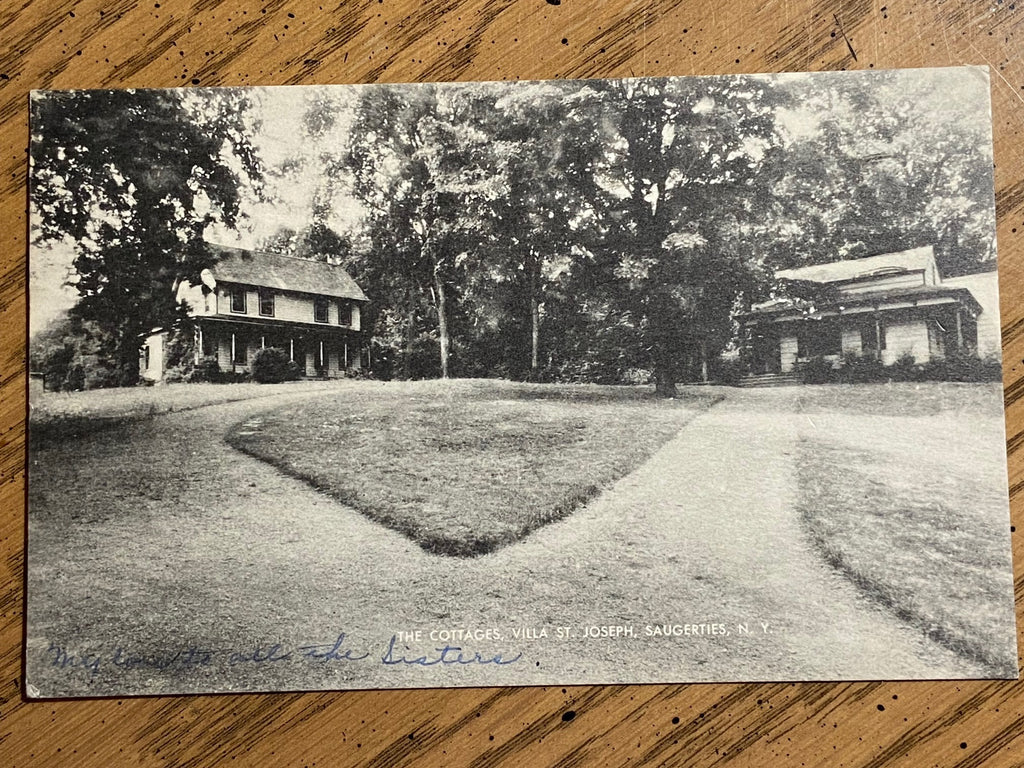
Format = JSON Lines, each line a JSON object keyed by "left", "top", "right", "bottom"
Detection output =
{"left": 26, "top": 389, "right": 981, "bottom": 697}
{"left": 520, "top": 405, "right": 986, "bottom": 682}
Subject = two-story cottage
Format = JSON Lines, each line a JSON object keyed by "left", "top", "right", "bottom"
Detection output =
{"left": 140, "top": 245, "right": 368, "bottom": 381}
{"left": 740, "top": 246, "right": 998, "bottom": 375}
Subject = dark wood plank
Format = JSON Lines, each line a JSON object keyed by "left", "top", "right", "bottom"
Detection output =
{"left": 2, "top": 0, "right": 1023, "bottom": 764}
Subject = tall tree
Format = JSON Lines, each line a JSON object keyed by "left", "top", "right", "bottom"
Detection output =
{"left": 345, "top": 84, "right": 498, "bottom": 379}
{"left": 763, "top": 69, "right": 995, "bottom": 277}
{"left": 483, "top": 82, "right": 607, "bottom": 377}
{"left": 259, "top": 220, "right": 352, "bottom": 263}
{"left": 31, "top": 89, "right": 262, "bottom": 385}
{"left": 595, "top": 76, "right": 783, "bottom": 395}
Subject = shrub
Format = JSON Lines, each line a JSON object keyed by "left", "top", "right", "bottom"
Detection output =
{"left": 188, "top": 355, "right": 223, "bottom": 383}
{"left": 218, "top": 370, "right": 252, "bottom": 384}
{"left": 800, "top": 355, "right": 836, "bottom": 385}
{"left": 837, "top": 351, "right": 886, "bottom": 384}
{"left": 715, "top": 356, "right": 749, "bottom": 386}
{"left": 251, "top": 347, "right": 293, "bottom": 384}
{"left": 888, "top": 352, "right": 921, "bottom": 382}
{"left": 919, "top": 350, "right": 1003, "bottom": 383}
{"left": 788, "top": 348, "right": 1000, "bottom": 386}
{"left": 161, "top": 328, "right": 194, "bottom": 383}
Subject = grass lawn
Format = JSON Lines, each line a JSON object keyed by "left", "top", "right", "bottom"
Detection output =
{"left": 713, "top": 380, "right": 1005, "bottom": 418}
{"left": 794, "top": 382, "right": 1016, "bottom": 674}
{"left": 790, "top": 381, "right": 1006, "bottom": 418}
{"left": 227, "top": 379, "right": 721, "bottom": 557}
{"left": 29, "top": 380, "right": 341, "bottom": 446}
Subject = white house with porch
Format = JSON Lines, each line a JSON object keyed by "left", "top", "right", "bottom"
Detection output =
{"left": 140, "top": 245, "right": 368, "bottom": 381}
{"left": 741, "top": 246, "right": 998, "bottom": 375}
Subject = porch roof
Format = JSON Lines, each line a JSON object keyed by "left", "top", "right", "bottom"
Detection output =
{"left": 196, "top": 315, "right": 360, "bottom": 335}
{"left": 741, "top": 284, "right": 981, "bottom": 324}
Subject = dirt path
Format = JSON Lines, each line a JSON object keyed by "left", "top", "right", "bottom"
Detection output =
{"left": 26, "top": 388, "right": 983, "bottom": 697}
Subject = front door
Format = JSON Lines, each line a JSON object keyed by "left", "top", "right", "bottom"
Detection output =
{"left": 748, "top": 328, "right": 781, "bottom": 374}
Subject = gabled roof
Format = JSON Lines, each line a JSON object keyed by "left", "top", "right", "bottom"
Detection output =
{"left": 206, "top": 244, "right": 368, "bottom": 302}
{"left": 774, "top": 246, "right": 937, "bottom": 285}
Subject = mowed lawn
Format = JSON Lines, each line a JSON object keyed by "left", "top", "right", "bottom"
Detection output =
{"left": 791, "top": 382, "right": 1017, "bottom": 674}
{"left": 227, "top": 379, "right": 721, "bottom": 556}
{"left": 29, "top": 380, "right": 341, "bottom": 446}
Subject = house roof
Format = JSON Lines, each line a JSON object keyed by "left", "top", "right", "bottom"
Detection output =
{"left": 743, "top": 283, "right": 981, "bottom": 321}
{"left": 774, "top": 246, "right": 937, "bottom": 284}
{"left": 207, "top": 244, "right": 368, "bottom": 302}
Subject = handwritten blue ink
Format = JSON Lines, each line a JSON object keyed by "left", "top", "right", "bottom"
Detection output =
{"left": 109, "top": 646, "right": 213, "bottom": 671}
{"left": 381, "top": 636, "right": 522, "bottom": 667}
{"left": 180, "top": 646, "right": 214, "bottom": 666}
{"left": 228, "top": 644, "right": 292, "bottom": 665}
{"left": 298, "top": 632, "right": 370, "bottom": 662}
{"left": 111, "top": 647, "right": 182, "bottom": 671}
{"left": 47, "top": 642, "right": 101, "bottom": 677}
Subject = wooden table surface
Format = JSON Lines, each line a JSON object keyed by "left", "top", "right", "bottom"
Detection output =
{"left": 3, "top": 1, "right": 1024, "bottom": 765}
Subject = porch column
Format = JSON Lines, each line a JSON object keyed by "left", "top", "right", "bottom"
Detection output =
{"left": 231, "top": 333, "right": 236, "bottom": 372}
{"left": 955, "top": 307, "right": 964, "bottom": 350}
{"left": 195, "top": 326, "right": 203, "bottom": 364}
{"left": 290, "top": 339, "right": 294, "bottom": 361}
{"left": 874, "top": 317, "right": 882, "bottom": 361}
{"left": 261, "top": 336, "right": 265, "bottom": 349}
{"left": 319, "top": 340, "right": 325, "bottom": 369}
{"left": 344, "top": 342, "right": 349, "bottom": 369}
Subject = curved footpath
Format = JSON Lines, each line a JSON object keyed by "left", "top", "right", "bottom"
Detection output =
{"left": 26, "top": 387, "right": 983, "bottom": 697}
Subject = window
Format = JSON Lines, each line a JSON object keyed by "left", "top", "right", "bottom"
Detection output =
{"left": 798, "top": 322, "right": 842, "bottom": 358}
{"left": 860, "top": 326, "right": 877, "bottom": 354}
{"left": 338, "top": 300, "right": 352, "bottom": 326}
{"left": 230, "top": 286, "right": 247, "bottom": 313}
{"left": 259, "top": 290, "right": 275, "bottom": 317}
{"left": 313, "top": 297, "right": 329, "bottom": 324}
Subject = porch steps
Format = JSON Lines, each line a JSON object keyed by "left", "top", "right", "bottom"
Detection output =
{"left": 737, "top": 372, "right": 804, "bottom": 388}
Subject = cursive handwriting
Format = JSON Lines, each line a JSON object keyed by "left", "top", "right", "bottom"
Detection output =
{"left": 111, "top": 645, "right": 213, "bottom": 671}
{"left": 43, "top": 632, "right": 522, "bottom": 679}
{"left": 47, "top": 642, "right": 102, "bottom": 677}
{"left": 382, "top": 635, "right": 523, "bottom": 666}
{"left": 228, "top": 643, "right": 292, "bottom": 665}
{"left": 298, "top": 632, "right": 370, "bottom": 662}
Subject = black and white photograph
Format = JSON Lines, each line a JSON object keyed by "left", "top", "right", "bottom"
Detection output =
{"left": 26, "top": 66, "right": 1017, "bottom": 698}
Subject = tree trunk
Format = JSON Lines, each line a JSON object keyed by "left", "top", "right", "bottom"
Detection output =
{"left": 649, "top": 287, "right": 678, "bottom": 398}
{"left": 435, "top": 275, "right": 450, "bottom": 379}
{"left": 117, "top": 332, "right": 142, "bottom": 387}
{"left": 654, "top": 367, "right": 677, "bottom": 398}
{"left": 699, "top": 339, "right": 709, "bottom": 384}
{"left": 404, "top": 285, "right": 415, "bottom": 380}
{"left": 530, "top": 253, "right": 540, "bottom": 375}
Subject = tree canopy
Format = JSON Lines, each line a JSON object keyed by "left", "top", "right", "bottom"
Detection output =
{"left": 31, "top": 70, "right": 997, "bottom": 391}
{"left": 31, "top": 88, "right": 262, "bottom": 385}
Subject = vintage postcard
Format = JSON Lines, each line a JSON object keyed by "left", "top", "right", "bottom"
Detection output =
{"left": 26, "top": 66, "right": 1017, "bottom": 698}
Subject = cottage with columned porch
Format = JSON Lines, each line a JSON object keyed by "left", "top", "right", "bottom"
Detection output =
{"left": 741, "top": 247, "right": 995, "bottom": 376}
{"left": 141, "top": 245, "right": 368, "bottom": 381}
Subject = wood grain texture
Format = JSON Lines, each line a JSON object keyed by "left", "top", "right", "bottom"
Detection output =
{"left": 3, "top": 0, "right": 1024, "bottom": 764}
